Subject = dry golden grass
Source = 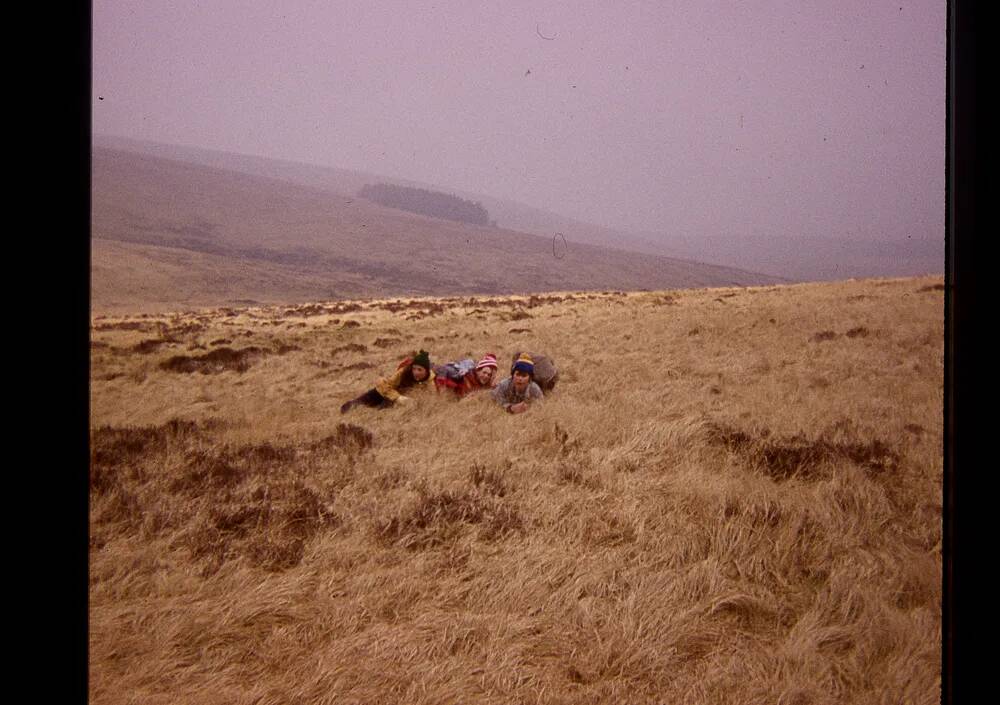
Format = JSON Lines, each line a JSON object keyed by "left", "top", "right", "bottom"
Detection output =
{"left": 90, "top": 276, "right": 943, "bottom": 704}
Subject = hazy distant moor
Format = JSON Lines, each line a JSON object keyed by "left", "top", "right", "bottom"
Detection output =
{"left": 90, "top": 276, "right": 943, "bottom": 704}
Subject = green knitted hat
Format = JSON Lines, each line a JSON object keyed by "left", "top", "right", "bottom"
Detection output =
{"left": 411, "top": 350, "right": 431, "bottom": 369}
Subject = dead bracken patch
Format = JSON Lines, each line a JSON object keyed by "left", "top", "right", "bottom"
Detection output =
{"left": 845, "top": 327, "right": 870, "bottom": 338}
{"left": 159, "top": 346, "right": 267, "bottom": 374}
{"left": 508, "top": 328, "right": 532, "bottom": 334}
{"left": 918, "top": 283, "right": 945, "bottom": 292}
{"left": 373, "top": 337, "right": 402, "bottom": 348}
{"left": 341, "top": 320, "right": 361, "bottom": 328}
{"left": 810, "top": 331, "right": 839, "bottom": 343}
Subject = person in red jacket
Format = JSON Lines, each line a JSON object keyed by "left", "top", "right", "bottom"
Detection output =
{"left": 434, "top": 353, "right": 499, "bottom": 398}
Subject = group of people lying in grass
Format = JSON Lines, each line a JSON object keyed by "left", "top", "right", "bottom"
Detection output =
{"left": 339, "top": 349, "right": 558, "bottom": 415}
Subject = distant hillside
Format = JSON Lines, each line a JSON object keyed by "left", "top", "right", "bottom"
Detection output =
{"left": 91, "top": 144, "right": 784, "bottom": 313}
{"left": 92, "top": 136, "right": 944, "bottom": 283}
{"left": 91, "top": 135, "right": 634, "bottom": 255}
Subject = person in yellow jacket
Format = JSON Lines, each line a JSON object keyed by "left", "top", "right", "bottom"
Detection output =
{"left": 340, "top": 349, "right": 435, "bottom": 413}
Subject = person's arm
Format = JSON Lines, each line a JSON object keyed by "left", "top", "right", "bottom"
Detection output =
{"left": 374, "top": 368, "right": 405, "bottom": 402}
{"left": 492, "top": 381, "right": 515, "bottom": 411}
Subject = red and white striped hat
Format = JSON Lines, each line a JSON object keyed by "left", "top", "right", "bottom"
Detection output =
{"left": 476, "top": 353, "right": 498, "bottom": 370}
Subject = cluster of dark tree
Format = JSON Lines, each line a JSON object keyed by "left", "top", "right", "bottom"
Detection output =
{"left": 359, "top": 183, "right": 494, "bottom": 227}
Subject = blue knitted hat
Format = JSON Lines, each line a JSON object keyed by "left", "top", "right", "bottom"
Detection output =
{"left": 511, "top": 354, "right": 534, "bottom": 376}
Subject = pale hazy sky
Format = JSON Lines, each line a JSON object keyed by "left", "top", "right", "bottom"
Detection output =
{"left": 93, "top": 1, "right": 945, "bottom": 242}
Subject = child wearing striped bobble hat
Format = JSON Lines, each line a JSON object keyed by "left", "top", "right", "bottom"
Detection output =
{"left": 434, "top": 353, "right": 499, "bottom": 398}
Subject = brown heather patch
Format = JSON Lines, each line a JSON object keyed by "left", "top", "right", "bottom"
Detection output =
{"left": 808, "top": 376, "right": 831, "bottom": 389}
{"left": 508, "top": 327, "right": 532, "bottom": 334}
{"left": 341, "top": 320, "right": 361, "bottom": 328}
{"left": 163, "top": 321, "right": 206, "bottom": 337}
{"left": 707, "top": 422, "right": 900, "bottom": 481}
{"left": 181, "top": 479, "right": 340, "bottom": 574}
{"left": 331, "top": 342, "right": 367, "bottom": 356}
{"left": 130, "top": 338, "right": 173, "bottom": 354}
{"left": 90, "top": 419, "right": 200, "bottom": 479}
{"left": 94, "top": 320, "right": 156, "bottom": 332}
{"left": 159, "top": 346, "right": 267, "bottom": 374}
{"left": 374, "top": 481, "right": 523, "bottom": 549}
{"left": 468, "top": 461, "right": 511, "bottom": 497}
{"left": 309, "top": 423, "right": 374, "bottom": 454}
{"left": 341, "top": 361, "right": 375, "bottom": 371}
{"left": 810, "top": 330, "right": 839, "bottom": 342}
{"left": 378, "top": 300, "right": 447, "bottom": 317}
{"left": 283, "top": 302, "right": 362, "bottom": 317}
{"left": 209, "top": 337, "right": 232, "bottom": 346}
{"left": 918, "top": 283, "right": 945, "bottom": 292}
{"left": 92, "top": 421, "right": 352, "bottom": 574}
{"left": 845, "top": 326, "right": 870, "bottom": 338}
{"left": 372, "top": 337, "right": 402, "bottom": 348}
{"left": 555, "top": 459, "right": 602, "bottom": 490}
{"left": 168, "top": 449, "right": 247, "bottom": 494}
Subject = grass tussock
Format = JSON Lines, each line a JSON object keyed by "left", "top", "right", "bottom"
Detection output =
{"left": 89, "top": 276, "right": 943, "bottom": 704}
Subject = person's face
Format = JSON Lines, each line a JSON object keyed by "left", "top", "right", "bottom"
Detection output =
{"left": 475, "top": 366, "right": 495, "bottom": 385}
{"left": 411, "top": 364, "right": 428, "bottom": 381}
{"left": 512, "top": 370, "right": 530, "bottom": 391}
